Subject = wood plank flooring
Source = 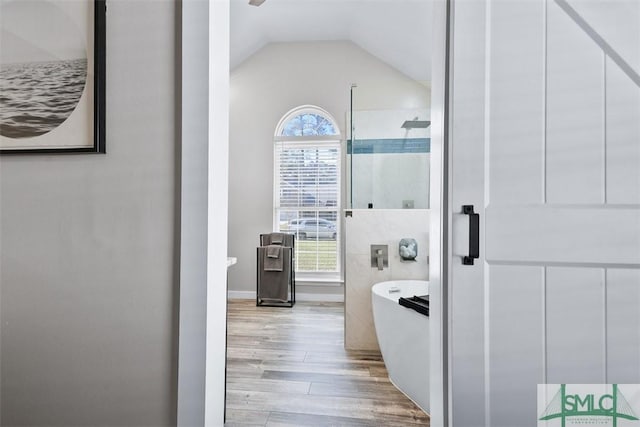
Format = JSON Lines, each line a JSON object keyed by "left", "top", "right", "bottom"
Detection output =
{"left": 225, "top": 300, "right": 430, "bottom": 426}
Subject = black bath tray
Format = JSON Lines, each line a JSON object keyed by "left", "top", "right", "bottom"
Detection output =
{"left": 398, "top": 295, "right": 429, "bottom": 317}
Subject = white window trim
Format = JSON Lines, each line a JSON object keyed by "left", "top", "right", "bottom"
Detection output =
{"left": 273, "top": 106, "right": 342, "bottom": 281}
{"left": 274, "top": 105, "right": 341, "bottom": 138}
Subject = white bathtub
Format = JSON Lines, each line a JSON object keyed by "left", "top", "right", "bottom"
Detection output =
{"left": 371, "top": 280, "right": 429, "bottom": 413}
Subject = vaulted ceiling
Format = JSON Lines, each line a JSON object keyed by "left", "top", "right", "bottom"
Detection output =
{"left": 230, "top": 0, "right": 433, "bottom": 82}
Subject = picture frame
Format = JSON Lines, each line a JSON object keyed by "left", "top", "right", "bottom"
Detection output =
{"left": 0, "top": 0, "right": 106, "bottom": 154}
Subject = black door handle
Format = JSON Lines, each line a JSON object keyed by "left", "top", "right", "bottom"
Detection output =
{"left": 462, "top": 205, "right": 479, "bottom": 265}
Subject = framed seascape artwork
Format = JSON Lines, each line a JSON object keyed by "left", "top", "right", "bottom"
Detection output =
{"left": 0, "top": 0, "right": 105, "bottom": 154}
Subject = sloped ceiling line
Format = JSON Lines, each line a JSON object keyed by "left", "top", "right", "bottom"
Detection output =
{"left": 230, "top": 0, "right": 433, "bottom": 82}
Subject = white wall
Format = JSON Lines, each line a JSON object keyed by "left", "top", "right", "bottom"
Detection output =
{"left": 344, "top": 209, "right": 430, "bottom": 350}
{"left": 228, "top": 41, "right": 430, "bottom": 297}
{"left": 0, "top": 1, "right": 178, "bottom": 425}
{"left": 351, "top": 109, "right": 431, "bottom": 140}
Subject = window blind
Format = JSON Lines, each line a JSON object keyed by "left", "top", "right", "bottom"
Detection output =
{"left": 275, "top": 140, "right": 340, "bottom": 274}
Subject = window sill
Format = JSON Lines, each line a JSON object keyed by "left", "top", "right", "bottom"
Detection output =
{"left": 296, "top": 276, "right": 344, "bottom": 286}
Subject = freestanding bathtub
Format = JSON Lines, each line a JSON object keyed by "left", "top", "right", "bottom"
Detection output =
{"left": 371, "top": 280, "right": 429, "bottom": 413}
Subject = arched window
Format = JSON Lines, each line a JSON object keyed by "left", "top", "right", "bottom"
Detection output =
{"left": 279, "top": 112, "right": 338, "bottom": 137}
{"left": 274, "top": 106, "right": 341, "bottom": 277}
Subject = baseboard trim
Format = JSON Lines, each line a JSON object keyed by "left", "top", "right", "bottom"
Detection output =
{"left": 227, "top": 290, "right": 344, "bottom": 302}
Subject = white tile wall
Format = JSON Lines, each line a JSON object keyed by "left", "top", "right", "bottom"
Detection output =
{"left": 344, "top": 209, "right": 430, "bottom": 350}
{"left": 351, "top": 153, "right": 430, "bottom": 209}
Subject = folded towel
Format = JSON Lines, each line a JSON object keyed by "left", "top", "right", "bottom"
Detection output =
{"left": 266, "top": 245, "right": 281, "bottom": 258}
{"left": 263, "top": 245, "right": 283, "bottom": 271}
{"left": 258, "top": 247, "right": 291, "bottom": 302}
{"left": 270, "top": 233, "right": 285, "bottom": 244}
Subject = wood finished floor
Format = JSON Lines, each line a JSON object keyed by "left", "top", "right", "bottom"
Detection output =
{"left": 225, "top": 299, "right": 430, "bottom": 427}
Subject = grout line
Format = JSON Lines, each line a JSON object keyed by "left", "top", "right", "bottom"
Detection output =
{"left": 483, "top": 0, "right": 493, "bottom": 388}
{"left": 543, "top": 0, "right": 548, "bottom": 205}
{"left": 483, "top": 0, "right": 492, "bottom": 210}
{"left": 603, "top": 52, "right": 608, "bottom": 205}
{"left": 484, "top": 262, "right": 492, "bottom": 427}
{"left": 542, "top": 266, "right": 548, "bottom": 385}
{"left": 603, "top": 268, "right": 608, "bottom": 383}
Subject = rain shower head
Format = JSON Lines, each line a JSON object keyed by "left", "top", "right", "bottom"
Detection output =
{"left": 401, "top": 120, "right": 431, "bottom": 129}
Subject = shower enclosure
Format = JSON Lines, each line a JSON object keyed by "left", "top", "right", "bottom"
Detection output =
{"left": 342, "top": 81, "right": 433, "bottom": 352}
{"left": 347, "top": 83, "right": 431, "bottom": 209}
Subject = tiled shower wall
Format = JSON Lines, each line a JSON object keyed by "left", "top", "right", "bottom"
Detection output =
{"left": 344, "top": 209, "right": 430, "bottom": 350}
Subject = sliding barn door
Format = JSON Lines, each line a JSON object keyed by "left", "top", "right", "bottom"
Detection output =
{"left": 447, "top": 0, "right": 640, "bottom": 425}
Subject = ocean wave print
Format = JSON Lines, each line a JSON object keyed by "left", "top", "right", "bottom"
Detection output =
{"left": 0, "top": 58, "right": 87, "bottom": 139}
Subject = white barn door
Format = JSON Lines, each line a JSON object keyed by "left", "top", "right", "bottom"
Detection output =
{"left": 447, "top": 0, "right": 640, "bottom": 425}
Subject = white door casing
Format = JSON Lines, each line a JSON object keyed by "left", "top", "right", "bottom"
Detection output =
{"left": 447, "top": 0, "right": 640, "bottom": 426}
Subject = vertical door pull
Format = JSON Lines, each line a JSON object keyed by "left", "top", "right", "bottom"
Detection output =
{"left": 462, "top": 205, "right": 479, "bottom": 265}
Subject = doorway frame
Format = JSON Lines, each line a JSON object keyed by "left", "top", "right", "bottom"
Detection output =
{"left": 176, "top": 0, "right": 230, "bottom": 426}
{"left": 429, "top": 0, "right": 452, "bottom": 426}
{"left": 176, "top": 0, "right": 453, "bottom": 425}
